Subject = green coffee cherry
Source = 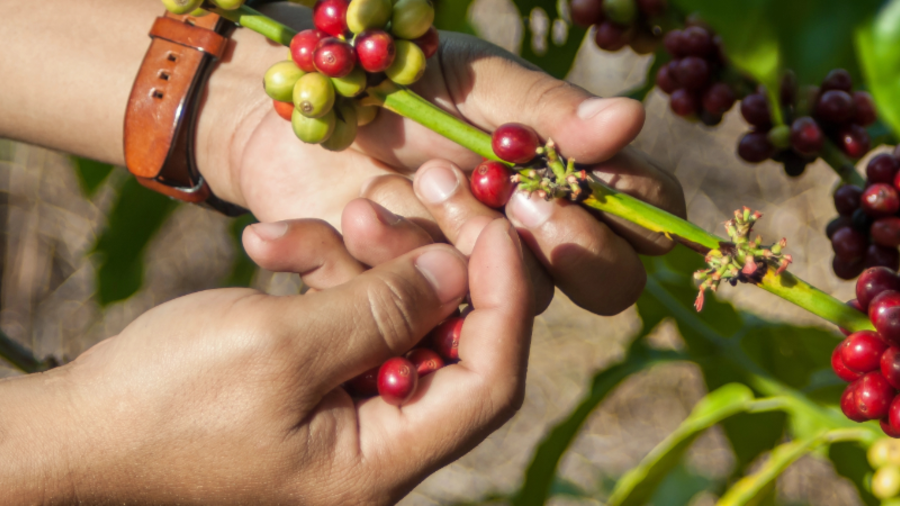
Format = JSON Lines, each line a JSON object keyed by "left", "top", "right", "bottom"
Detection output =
{"left": 161, "top": 0, "right": 204, "bottom": 15}
{"left": 347, "top": 0, "right": 392, "bottom": 34}
{"left": 294, "top": 72, "right": 336, "bottom": 119}
{"left": 288, "top": 0, "right": 317, "bottom": 6}
{"left": 870, "top": 439, "right": 900, "bottom": 468}
{"left": 874, "top": 466, "right": 900, "bottom": 499}
{"left": 264, "top": 61, "right": 305, "bottom": 103}
{"left": 331, "top": 67, "right": 368, "bottom": 97}
{"left": 391, "top": 0, "right": 434, "bottom": 40}
{"left": 292, "top": 108, "right": 336, "bottom": 144}
{"left": 767, "top": 125, "right": 791, "bottom": 150}
{"left": 189, "top": 7, "right": 210, "bottom": 16}
{"left": 354, "top": 102, "right": 379, "bottom": 126}
{"left": 385, "top": 41, "right": 426, "bottom": 85}
{"left": 603, "top": 0, "right": 637, "bottom": 25}
{"left": 323, "top": 102, "right": 359, "bottom": 151}
{"left": 210, "top": 0, "right": 246, "bottom": 10}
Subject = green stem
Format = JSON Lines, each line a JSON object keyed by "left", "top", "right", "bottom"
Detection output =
{"left": 220, "top": 5, "right": 873, "bottom": 334}
{"left": 821, "top": 139, "right": 866, "bottom": 187}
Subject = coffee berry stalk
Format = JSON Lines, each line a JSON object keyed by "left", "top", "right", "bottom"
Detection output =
{"left": 202, "top": 4, "right": 870, "bottom": 334}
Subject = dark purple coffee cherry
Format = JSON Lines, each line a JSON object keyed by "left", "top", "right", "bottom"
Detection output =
{"left": 737, "top": 131, "right": 774, "bottom": 163}
{"left": 740, "top": 93, "right": 771, "bottom": 129}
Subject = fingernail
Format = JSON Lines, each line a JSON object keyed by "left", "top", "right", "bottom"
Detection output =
{"left": 417, "top": 164, "right": 460, "bottom": 204}
{"left": 576, "top": 97, "right": 611, "bottom": 120}
{"left": 508, "top": 191, "right": 555, "bottom": 229}
{"left": 415, "top": 250, "right": 467, "bottom": 304}
{"left": 371, "top": 202, "right": 402, "bottom": 226}
{"left": 250, "top": 221, "right": 288, "bottom": 240}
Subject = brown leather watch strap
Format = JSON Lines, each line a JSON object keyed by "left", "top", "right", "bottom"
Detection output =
{"left": 125, "top": 10, "right": 246, "bottom": 216}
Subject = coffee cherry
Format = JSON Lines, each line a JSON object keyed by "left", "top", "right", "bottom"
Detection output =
{"left": 789, "top": 117, "right": 824, "bottom": 156}
{"left": 833, "top": 343, "right": 864, "bottom": 382}
{"left": 874, "top": 466, "right": 900, "bottom": 499}
{"left": 740, "top": 94, "right": 772, "bottom": 129}
{"left": 826, "top": 217, "right": 852, "bottom": 239}
{"left": 412, "top": 26, "right": 440, "bottom": 59}
{"left": 842, "top": 381, "right": 868, "bottom": 422}
{"left": 294, "top": 72, "right": 336, "bottom": 118}
{"left": 162, "top": 0, "right": 204, "bottom": 15}
{"left": 264, "top": 61, "right": 306, "bottom": 103}
{"left": 857, "top": 267, "right": 900, "bottom": 310}
{"left": 385, "top": 40, "right": 427, "bottom": 85}
{"left": 871, "top": 291, "right": 900, "bottom": 345}
{"left": 836, "top": 124, "right": 871, "bottom": 159}
{"left": 273, "top": 100, "right": 295, "bottom": 121}
{"left": 680, "top": 26, "right": 712, "bottom": 57}
{"left": 816, "top": 90, "right": 855, "bottom": 124}
{"left": 570, "top": 0, "right": 604, "bottom": 27}
{"left": 862, "top": 183, "right": 900, "bottom": 218}
{"left": 767, "top": 125, "right": 791, "bottom": 150}
{"left": 377, "top": 357, "right": 419, "bottom": 406}
{"left": 869, "top": 438, "right": 900, "bottom": 466}
{"left": 209, "top": 0, "right": 245, "bottom": 8}
{"left": 594, "top": 21, "right": 632, "bottom": 51}
{"left": 866, "top": 244, "right": 900, "bottom": 271}
{"left": 781, "top": 151, "right": 811, "bottom": 177}
{"left": 840, "top": 299, "right": 866, "bottom": 336}
{"left": 431, "top": 317, "right": 463, "bottom": 361}
{"left": 833, "top": 255, "right": 865, "bottom": 280}
{"left": 701, "top": 83, "right": 736, "bottom": 116}
{"left": 405, "top": 348, "right": 444, "bottom": 376}
{"left": 842, "top": 331, "right": 889, "bottom": 373}
{"left": 354, "top": 101, "right": 379, "bottom": 126}
{"left": 873, "top": 218, "right": 900, "bottom": 248}
{"left": 888, "top": 418, "right": 900, "bottom": 439}
{"left": 471, "top": 161, "right": 515, "bottom": 209}
{"left": 737, "top": 131, "right": 774, "bottom": 163}
{"left": 346, "top": 365, "right": 380, "bottom": 396}
{"left": 822, "top": 68, "right": 853, "bottom": 92}
{"left": 636, "top": 0, "right": 666, "bottom": 16}
{"left": 655, "top": 63, "right": 680, "bottom": 94}
{"left": 322, "top": 101, "right": 359, "bottom": 152}
{"left": 492, "top": 123, "right": 540, "bottom": 165}
{"left": 290, "top": 29, "right": 328, "bottom": 72}
{"left": 890, "top": 396, "right": 900, "bottom": 437}
{"left": 674, "top": 56, "right": 709, "bottom": 91}
{"left": 331, "top": 66, "right": 367, "bottom": 97}
{"left": 832, "top": 227, "right": 868, "bottom": 261}
{"left": 853, "top": 207, "right": 875, "bottom": 233}
{"left": 854, "top": 91, "right": 878, "bottom": 126}
{"left": 313, "top": 0, "right": 350, "bottom": 37}
{"left": 780, "top": 71, "right": 798, "bottom": 106}
{"left": 663, "top": 29, "right": 686, "bottom": 58}
{"left": 869, "top": 154, "right": 900, "bottom": 185}
{"left": 292, "top": 107, "right": 336, "bottom": 144}
{"left": 884, "top": 347, "right": 900, "bottom": 390}
{"left": 346, "top": 0, "right": 391, "bottom": 34}
{"left": 603, "top": 0, "right": 637, "bottom": 25}
{"left": 670, "top": 89, "right": 699, "bottom": 117}
{"left": 314, "top": 37, "right": 357, "bottom": 78}
{"left": 355, "top": 30, "right": 396, "bottom": 73}
{"left": 834, "top": 184, "right": 862, "bottom": 216}
{"left": 391, "top": 0, "right": 435, "bottom": 40}
{"left": 856, "top": 372, "right": 894, "bottom": 420}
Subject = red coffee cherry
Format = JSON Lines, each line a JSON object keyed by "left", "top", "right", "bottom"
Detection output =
{"left": 313, "top": 0, "right": 349, "bottom": 37}
{"left": 836, "top": 124, "right": 871, "bottom": 159}
{"left": 680, "top": 26, "right": 712, "bottom": 57}
{"left": 291, "top": 29, "right": 328, "bottom": 72}
{"left": 346, "top": 365, "right": 380, "bottom": 397}
{"left": 833, "top": 342, "right": 864, "bottom": 382}
{"left": 790, "top": 116, "right": 824, "bottom": 156}
{"left": 670, "top": 89, "right": 699, "bottom": 116}
{"left": 431, "top": 317, "right": 464, "bottom": 361}
{"left": 674, "top": 56, "right": 710, "bottom": 91}
{"left": 870, "top": 291, "right": 900, "bottom": 345}
{"left": 889, "top": 395, "right": 900, "bottom": 435}
{"left": 841, "top": 331, "right": 889, "bottom": 373}
{"left": 655, "top": 63, "right": 680, "bottom": 94}
{"left": 869, "top": 154, "right": 900, "bottom": 185}
{"left": 492, "top": 123, "right": 540, "bottom": 164}
{"left": 314, "top": 37, "right": 357, "bottom": 78}
{"left": 833, "top": 184, "right": 863, "bottom": 216}
{"left": 883, "top": 347, "right": 900, "bottom": 389}
{"left": 471, "top": 161, "right": 515, "bottom": 209}
{"left": 832, "top": 227, "right": 868, "bottom": 262}
{"left": 377, "top": 357, "right": 419, "bottom": 406}
{"left": 862, "top": 183, "right": 900, "bottom": 218}
{"left": 355, "top": 30, "right": 396, "bottom": 73}
{"left": 842, "top": 381, "right": 868, "bottom": 422}
{"left": 833, "top": 254, "right": 865, "bottom": 280}
{"left": 883, "top": 417, "right": 900, "bottom": 439}
{"left": 273, "top": 100, "right": 294, "bottom": 121}
{"left": 740, "top": 93, "right": 772, "bottom": 128}
{"left": 827, "top": 217, "right": 853, "bottom": 240}
{"left": 570, "top": 0, "right": 604, "bottom": 27}
{"left": 857, "top": 267, "right": 900, "bottom": 310}
{"left": 822, "top": 68, "right": 853, "bottom": 92}
{"left": 855, "top": 372, "right": 895, "bottom": 420}
{"left": 737, "top": 131, "right": 774, "bottom": 163}
{"left": 594, "top": 20, "right": 632, "bottom": 51}
{"left": 865, "top": 245, "right": 900, "bottom": 271}
{"left": 663, "top": 29, "right": 686, "bottom": 58}
{"left": 405, "top": 348, "right": 444, "bottom": 376}
{"left": 816, "top": 89, "right": 855, "bottom": 124}
{"left": 854, "top": 91, "right": 878, "bottom": 126}
{"left": 872, "top": 218, "right": 900, "bottom": 248}
{"left": 412, "top": 26, "right": 440, "bottom": 59}
{"left": 701, "top": 83, "right": 736, "bottom": 115}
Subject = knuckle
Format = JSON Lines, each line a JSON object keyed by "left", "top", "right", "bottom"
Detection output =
{"left": 363, "top": 271, "right": 424, "bottom": 353}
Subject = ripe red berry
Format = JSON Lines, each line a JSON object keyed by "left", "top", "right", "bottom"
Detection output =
{"left": 655, "top": 63, "right": 679, "bottom": 94}
{"left": 412, "top": 26, "right": 439, "bottom": 59}
{"left": 836, "top": 124, "right": 871, "bottom": 159}
{"left": 314, "top": 38, "right": 356, "bottom": 78}
{"left": 862, "top": 183, "right": 900, "bottom": 218}
{"left": 857, "top": 267, "right": 900, "bottom": 310}
{"left": 355, "top": 30, "right": 396, "bottom": 73}
{"left": 842, "top": 331, "right": 889, "bottom": 373}
{"left": 871, "top": 291, "right": 900, "bottom": 345}
{"left": 869, "top": 154, "right": 900, "bottom": 185}
{"left": 290, "top": 29, "right": 328, "bottom": 72}
{"left": 832, "top": 227, "right": 868, "bottom": 262}
{"left": 833, "top": 255, "right": 865, "bottom": 280}
{"left": 405, "top": 348, "right": 444, "bottom": 376}
{"left": 873, "top": 218, "right": 900, "bottom": 248}
{"left": 273, "top": 100, "right": 294, "bottom": 121}
{"left": 740, "top": 94, "right": 772, "bottom": 129}
{"left": 670, "top": 89, "right": 699, "bottom": 116}
{"left": 492, "top": 123, "right": 540, "bottom": 165}
{"left": 883, "top": 347, "right": 900, "bottom": 389}
{"left": 842, "top": 381, "right": 868, "bottom": 422}
{"left": 827, "top": 217, "right": 853, "bottom": 239}
{"left": 680, "top": 26, "right": 712, "bottom": 57}
{"left": 346, "top": 365, "right": 380, "bottom": 397}
{"left": 674, "top": 56, "right": 709, "bottom": 91}
{"left": 313, "top": 0, "right": 349, "bottom": 37}
{"left": 663, "top": 29, "right": 686, "bottom": 58}
{"left": 822, "top": 68, "right": 853, "bottom": 92}
{"left": 855, "top": 372, "right": 895, "bottom": 420}
{"left": 431, "top": 317, "right": 463, "bottom": 361}
{"left": 833, "top": 184, "right": 863, "bottom": 216}
{"left": 471, "top": 161, "right": 514, "bottom": 209}
{"left": 737, "top": 131, "right": 774, "bottom": 163}
{"left": 570, "top": 0, "right": 604, "bottom": 27}
{"left": 890, "top": 395, "right": 900, "bottom": 434}
{"left": 594, "top": 20, "right": 631, "bottom": 51}
{"left": 882, "top": 417, "right": 900, "bottom": 438}
{"left": 377, "top": 357, "right": 418, "bottom": 406}
{"left": 854, "top": 91, "right": 878, "bottom": 126}
{"left": 816, "top": 90, "right": 855, "bottom": 124}
{"left": 789, "top": 116, "right": 824, "bottom": 156}
{"left": 833, "top": 342, "right": 864, "bottom": 382}
{"left": 866, "top": 245, "right": 900, "bottom": 271}
{"left": 701, "top": 83, "right": 736, "bottom": 115}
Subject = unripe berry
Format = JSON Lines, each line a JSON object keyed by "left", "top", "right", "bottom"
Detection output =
{"left": 353, "top": 101, "right": 379, "bottom": 126}
{"left": 570, "top": 0, "right": 604, "bottom": 27}
{"left": 355, "top": 30, "right": 396, "bottom": 73}
{"left": 209, "top": 0, "right": 245, "bottom": 9}
{"left": 321, "top": 101, "right": 359, "bottom": 152}
{"left": 873, "top": 466, "right": 900, "bottom": 499}
{"left": 162, "top": 0, "right": 204, "bottom": 15}
{"left": 603, "top": 0, "right": 637, "bottom": 25}
{"left": 405, "top": 348, "right": 444, "bottom": 376}
{"left": 412, "top": 26, "right": 440, "bottom": 59}
{"left": 264, "top": 61, "right": 306, "bottom": 103}
{"left": 789, "top": 117, "right": 824, "bottom": 156}
{"left": 737, "top": 131, "right": 774, "bottom": 163}
{"left": 314, "top": 38, "right": 357, "bottom": 78}
{"left": 391, "top": 0, "right": 435, "bottom": 40}
{"left": 378, "top": 357, "right": 419, "bottom": 406}
{"left": 331, "top": 66, "right": 367, "bottom": 97}
{"left": 431, "top": 317, "right": 463, "bottom": 361}
{"left": 385, "top": 40, "right": 427, "bottom": 85}
{"left": 313, "top": 0, "right": 350, "bottom": 37}
{"left": 294, "top": 72, "right": 336, "bottom": 118}
{"left": 766, "top": 125, "right": 791, "bottom": 150}
{"left": 272, "top": 100, "right": 295, "bottom": 121}
{"left": 869, "top": 437, "right": 900, "bottom": 466}
{"left": 346, "top": 365, "right": 380, "bottom": 396}
{"left": 346, "top": 0, "right": 392, "bottom": 34}
{"left": 873, "top": 218, "right": 900, "bottom": 248}
{"left": 292, "top": 107, "right": 336, "bottom": 144}
{"left": 492, "top": 123, "right": 540, "bottom": 165}
{"left": 471, "top": 161, "right": 515, "bottom": 209}
{"left": 290, "top": 29, "right": 328, "bottom": 72}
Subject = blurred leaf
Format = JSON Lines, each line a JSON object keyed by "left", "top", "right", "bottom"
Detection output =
{"left": 718, "top": 437, "right": 826, "bottom": 506}
{"left": 856, "top": 0, "right": 900, "bottom": 139}
{"left": 740, "top": 322, "right": 839, "bottom": 390}
{"left": 72, "top": 156, "right": 115, "bottom": 198}
{"left": 649, "top": 464, "right": 721, "bottom": 506}
{"left": 549, "top": 477, "right": 592, "bottom": 498}
{"left": 434, "top": 0, "right": 476, "bottom": 33}
{"left": 830, "top": 441, "right": 879, "bottom": 506}
{"left": 93, "top": 178, "right": 178, "bottom": 305}
{"left": 513, "top": 0, "right": 587, "bottom": 79}
{"left": 222, "top": 213, "right": 258, "bottom": 288}
{"left": 607, "top": 384, "right": 755, "bottom": 506}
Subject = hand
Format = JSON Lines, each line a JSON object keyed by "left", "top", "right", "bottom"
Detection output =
{"left": 0, "top": 206, "right": 533, "bottom": 505}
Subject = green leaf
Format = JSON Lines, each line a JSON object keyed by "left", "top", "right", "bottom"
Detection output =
{"left": 830, "top": 442, "right": 879, "bottom": 506}
{"left": 513, "top": 0, "right": 587, "bottom": 79}
{"left": 434, "top": 0, "right": 476, "bottom": 33}
{"left": 72, "top": 156, "right": 115, "bottom": 198}
{"left": 221, "top": 213, "right": 259, "bottom": 288}
{"left": 856, "top": 0, "right": 900, "bottom": 139}
{"left": 649, "top": 464, "right": 721, "bottom": 506}
{"left": 93, "top": 178, "right": 179, "bottom": 305}
{"left": 717, "top": 437, "right": 823, "bottom": 506}
{"left": 740, "top": 322, "right": 839, "bottom": 390}
{"left": 607, "top": 384, "right": 755, "bottom": 506}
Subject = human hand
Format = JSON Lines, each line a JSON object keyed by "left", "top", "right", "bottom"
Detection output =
{"left": 0, "top": 206, "right": 532, "bottom": 505}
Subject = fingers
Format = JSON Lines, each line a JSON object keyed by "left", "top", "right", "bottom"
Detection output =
{"left": 242, "top": 219, "right": 365, "bottom": 290}
{"left": 340, "top": 198, "right": 434, "bottom": 267}
{"left": 357, "top": 175, "right": 445, "bottom": 241}
{"left": 412, "top": 159, "right": 555, "bottom": 313}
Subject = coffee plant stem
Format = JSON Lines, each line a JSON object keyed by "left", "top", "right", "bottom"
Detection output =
{"left": 0, "top": 328, "right": 48, "bottom": 374}
{"left": 222, "top": 6, "right": 873, "bottom": 334}
{"left": 821, "top": 139, "right": 867, "bottom": 187}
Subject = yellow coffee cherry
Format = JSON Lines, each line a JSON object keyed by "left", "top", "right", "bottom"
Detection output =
{"left": 264, "top": 61, "right": 306, "bottom": 103}
{"left": 871, "top": 438, "right": 900, "bottom": 468}
{"left": 347, "top": 0, "right": 392, "bottom": 34}
{"left": 354, "top": 102, "right": 379, "bottom": 126}
{"left": 292, "top": 108, "right": 336, "bottom": 144}
{"left": 874, "top": 466, "right": 900, "bottom": 499}
{"left": 331, "top": 67, "right": 368, "bottom": 98}
{"left": 391, "top": 0, "right": 434, "bottom": 40}
{"left": 294, "top": 73, "right": 336, "bottom": 119}
{"left": 210, "top": 0, "right": 246, "bottom": 10}
{"left": 385, "top": 40, "right": 426, "bottom": 86}
{"left": 161, "top": 0, "right": 203, "bottom": 15}
{"left": 322, "top": 102, "right": 359, "bottom": 152}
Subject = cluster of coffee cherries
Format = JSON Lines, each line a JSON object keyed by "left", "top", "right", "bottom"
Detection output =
{"left": 345, "top": 314, "right": 463, "bottom": 405}
{"left": 833, "top": 267, "right": 900, "bottom": 437}
{"left": 568, "top": 0, "right": 667, "bottom": 55}
{"left": 828, "top": 147, "right": 900, "bottom": 279}
{"left": 869, "top": 438, "right": 900, "bottom": 500}
{"left": 262, "top": 0, "right": 439, "bottom": 150}
{"left": 655, "top": 24, "right": 742, "bottom": 126}
{"left": 162, "top": 0, "right": 245, "bottom": 16}
{"left": 737, "top": 69, "right": 877, "bottom": 177}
